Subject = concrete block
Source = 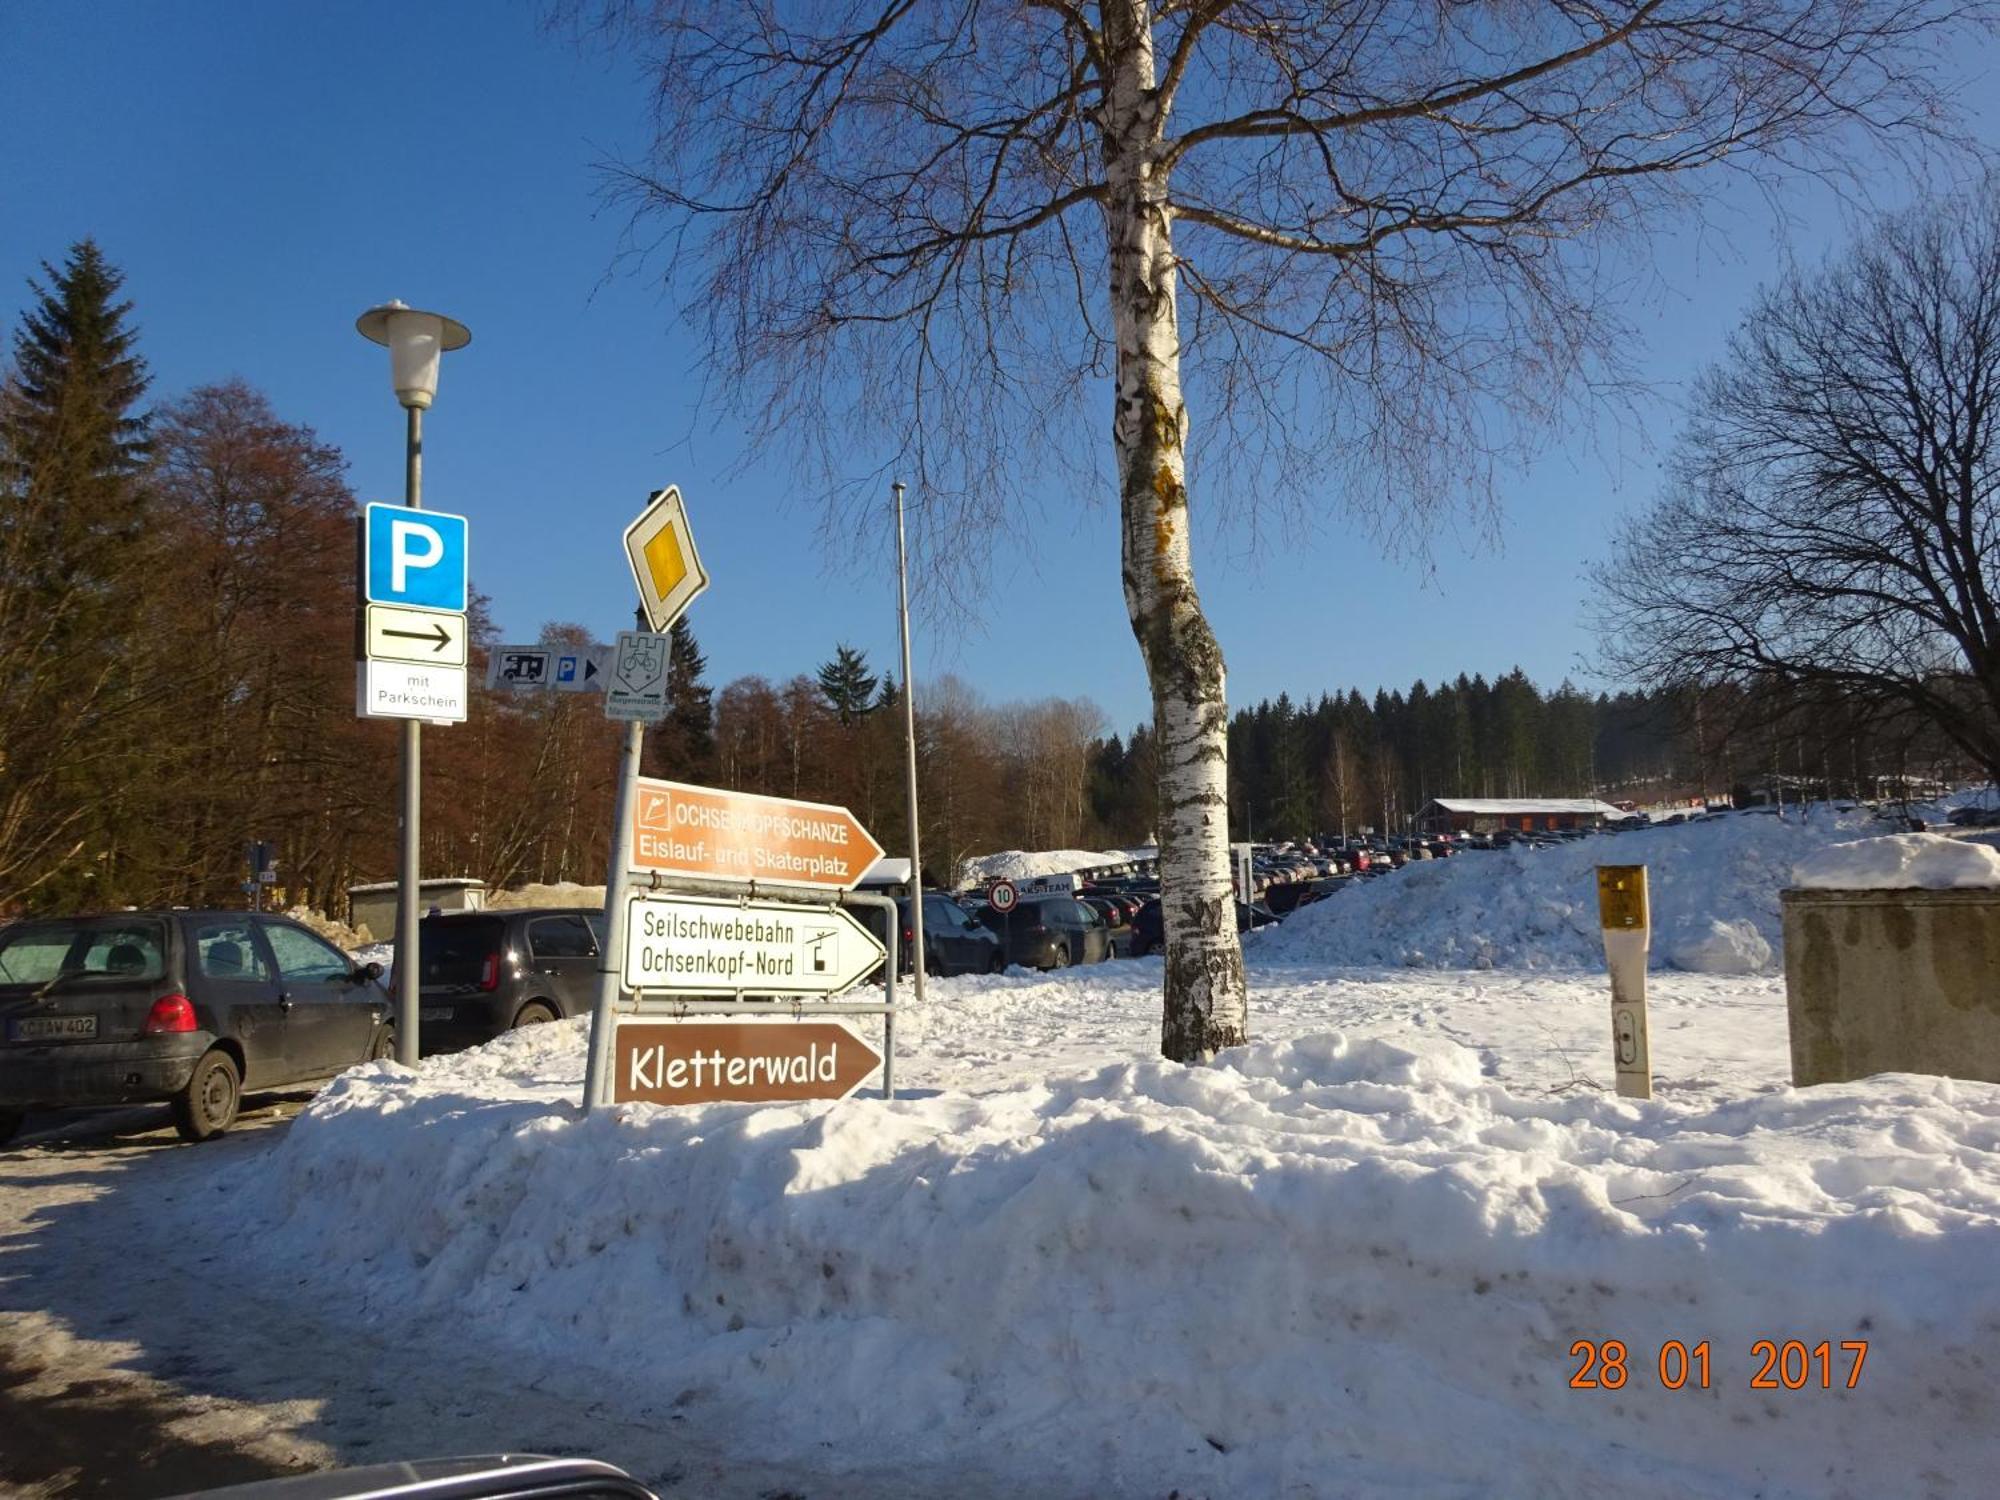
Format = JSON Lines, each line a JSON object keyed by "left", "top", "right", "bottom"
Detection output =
{"left": 1782, "top": 887, "right": 2000, "bottom": 1086}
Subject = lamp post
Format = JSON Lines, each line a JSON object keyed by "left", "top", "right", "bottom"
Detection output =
{"left": 355, "top": 301, "right": 470, "bottom": 1067}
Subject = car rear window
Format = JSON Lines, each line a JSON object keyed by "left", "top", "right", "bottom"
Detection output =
{"left": 419, "top": 918, "right": 503, "bottom": 985}
{"left": 0, "top": 917, "right": 168, "bottom": 985}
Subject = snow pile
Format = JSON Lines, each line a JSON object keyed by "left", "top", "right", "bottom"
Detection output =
{"left": 959, "top": 847, "right": 1147, "bottom": 886}
{"left": 1263, "top": 811, "right": 1871, "bottom": 973}
{"left": 285, "top": 906, "right": 375, "bottom": 948}
{"left": 487, "top": 881, "right": 606, "bottom": 910}
{"left": 1794, "top": 832, "right": 2000, "bottom": 890}
{"left": 213, "top": 1022, "right": 2000, "bottom": 1497}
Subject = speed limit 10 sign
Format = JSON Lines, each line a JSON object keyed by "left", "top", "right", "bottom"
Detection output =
{"left": 988, "top": 880, "right": 1018, "bottom": 913}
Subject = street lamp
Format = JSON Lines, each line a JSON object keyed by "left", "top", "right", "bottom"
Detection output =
{"left": 355, "top": 300, "right": 470, "bottom": 1067}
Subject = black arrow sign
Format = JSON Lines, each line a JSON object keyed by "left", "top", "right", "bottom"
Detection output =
{"left": 384, "top": 621, "right": 454, "bottom": 652}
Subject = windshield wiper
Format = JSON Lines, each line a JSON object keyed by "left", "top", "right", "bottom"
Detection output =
{"left": 24, "top": 970, "right": 84, "bottom": 1004}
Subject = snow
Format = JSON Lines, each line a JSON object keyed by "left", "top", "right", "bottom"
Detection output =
{"left": 1793, "top": 832, "right": 2000, "bottom": 890}
{"left": 959, "top": 847, "right": 1150, "bottom": 886}
{"left": 202, "top": 967, "right": 2000, "bottom": 1497}
{"left": 187, "top": 806, "right": 1999, "bottom": 1494}
{"left": 1263, "top": 810, "right": 1878, "bottom": 974}
{"left": 487, "top": 881, "right": 607, "bottom": 909}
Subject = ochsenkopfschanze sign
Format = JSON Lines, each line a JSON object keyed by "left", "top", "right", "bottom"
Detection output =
{"left": 631, "top": 779, "right": 886, "bottom": 892}
{"left": 614, "top": 1021, "right": 883, "bottom": 1106}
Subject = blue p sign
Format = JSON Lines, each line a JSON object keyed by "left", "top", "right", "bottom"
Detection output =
{"left": 363, "top": 503, "right": 468, "bottom": 611}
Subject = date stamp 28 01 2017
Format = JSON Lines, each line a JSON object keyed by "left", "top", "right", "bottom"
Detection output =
{"left": 1569, "top": 1339, "right": 1870, "bottom": 1391}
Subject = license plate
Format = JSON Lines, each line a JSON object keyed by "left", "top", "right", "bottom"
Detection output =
{"left": 420, "top": 1007, "right": 453, "bottom": 1021}
{"left": 10, "top": 1015, "right": 97, "bottom": 1041}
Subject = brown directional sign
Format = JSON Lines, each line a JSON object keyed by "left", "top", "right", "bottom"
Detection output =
{"left": 630, "top": 778, "right": 885, "bottom": 892}
{"left": 612, "top": 1021, "right": 883, "bottom": 1106}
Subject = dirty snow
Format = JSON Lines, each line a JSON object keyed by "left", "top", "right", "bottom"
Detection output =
{"left": 1794, "top": 831, "right": 2000, "bottom": 890}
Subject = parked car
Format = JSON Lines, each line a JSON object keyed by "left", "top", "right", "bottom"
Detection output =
{"left": 863, "top": 892, "right": 1006, "bottom": 977}
{"left": 414, "top": 907, "right": 606, "bottom": 1052}
{"left": 977, "top": 896, "right": 1112, "bottom": 970}
{"left": 1129, "top": 897, "right": 1281, "bottom": 955}
{"left": 180, "top": 1454, "right": 658, "bottom": 1499}
{"left": 0, "top": 910, "right": 392, "bottom": 1145}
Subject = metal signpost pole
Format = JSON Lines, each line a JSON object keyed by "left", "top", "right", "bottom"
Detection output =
{"left": 893, "top": 481, "right": 926, "bottom": 1030}
{"left": 357, "top": 300, "right": 469, "bottom": 1068}
{"left": 395, "top": 403, "right": 424, "bottom": 1067}
{"left": 583, "top": 712, "right": 645, "bottom": 1113}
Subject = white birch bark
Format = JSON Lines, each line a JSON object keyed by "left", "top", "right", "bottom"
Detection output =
{"left": 1101, "top": 0, "right": 1248, "bottom": 1061}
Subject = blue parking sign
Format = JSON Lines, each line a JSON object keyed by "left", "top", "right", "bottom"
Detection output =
{"left": 363, "top": 502, "right": 468, "bottom": 611}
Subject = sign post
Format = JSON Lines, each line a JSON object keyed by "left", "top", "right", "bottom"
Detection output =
{"left": 1596, "top": 865, "right": 1653, "bottom": 1099}
{"left": 581, "top": 488, "right": 712, "bottom": 1114}
{"left": 355, "top": 498, "right": 473, "bottom": 1068}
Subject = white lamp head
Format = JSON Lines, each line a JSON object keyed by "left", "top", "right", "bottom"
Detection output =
{"left": 355, "top": 300, "right": 471, "bottom": 409}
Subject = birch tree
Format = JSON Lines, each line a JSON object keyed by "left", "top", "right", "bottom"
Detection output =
{"left": 571, "top": 0, "right": 1984, "bottom": 1061}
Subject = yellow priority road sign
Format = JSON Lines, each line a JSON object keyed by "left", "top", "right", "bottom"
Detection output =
{"left": 623, "top": 485, "right": 709, "bottom": 633}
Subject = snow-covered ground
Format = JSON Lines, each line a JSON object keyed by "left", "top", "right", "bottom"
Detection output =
{"left": 187, "top": 941, "right": 1997, "bottom": 1497}
{"left": 151, "top": 814, "right": 2000, "bottom": 1496}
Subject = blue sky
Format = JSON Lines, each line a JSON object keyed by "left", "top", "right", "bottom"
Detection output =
{"left": 3, "top": 3, "right": 1993, "bottom": 735}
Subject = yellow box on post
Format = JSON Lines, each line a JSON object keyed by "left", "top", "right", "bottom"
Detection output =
{"left": 1596, "top": 865, "right": 1653, "bottom": 1099}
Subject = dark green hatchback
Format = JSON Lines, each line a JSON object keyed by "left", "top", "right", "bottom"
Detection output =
{"left": 0, "top": 910, "right": 392, "bottom": 1146}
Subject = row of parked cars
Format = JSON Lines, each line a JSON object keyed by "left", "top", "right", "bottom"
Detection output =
{"left": 0, "top": 846, "right": 1402, "bottom": 1146}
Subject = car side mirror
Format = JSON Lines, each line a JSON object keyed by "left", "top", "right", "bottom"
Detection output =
{"left": 352, "top": 961, "right": 384, "bottom": 986}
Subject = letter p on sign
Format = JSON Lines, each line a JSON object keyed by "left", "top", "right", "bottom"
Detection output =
{"left": 364, "top": 502, "right": 469, "bottom": 612}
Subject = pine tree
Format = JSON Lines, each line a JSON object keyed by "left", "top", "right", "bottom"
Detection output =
{"left": 816, "top": 643, "right": 878, "bottom": 726}
{"left": 0, "top": 240, "right": 154, "bottom": 905}
{"left": 667, "top": 616, "right": 714, "bottom": 765}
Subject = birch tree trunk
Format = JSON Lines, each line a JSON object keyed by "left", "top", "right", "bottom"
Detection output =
{"left": 1102, "top": 0, "right": 1248, "bottom": 1061}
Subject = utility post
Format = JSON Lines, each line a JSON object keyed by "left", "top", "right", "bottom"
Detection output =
{"left": 893, "top": 481, "right": 926, "bottom": 1011}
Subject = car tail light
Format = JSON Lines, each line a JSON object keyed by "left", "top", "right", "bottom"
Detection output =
{"left": 478, "top": 953, "right": 501, "bottom": 992}
{"left": 144, "top": 994, "right": 197, "bottom": 1035}
{"left": 901, "top": 925, "right": 913, "bottom": 947}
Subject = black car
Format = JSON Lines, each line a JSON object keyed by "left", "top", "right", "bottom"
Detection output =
{"left": 414, "top": 907, "right": 606, "bottom": 1051}
{"left": 860, "top": 892, "right": 1006, "bottom": 978}
{"left": 977, "top": 896, "right": 1112, "bottom": 970}
{"left": 1130, "top": 897, "right": 1280, "bottom": 956}
{"left": 0, "top": 910, "right": 391, "bottom": 1145}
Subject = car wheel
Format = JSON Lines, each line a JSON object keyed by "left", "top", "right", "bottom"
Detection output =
{"left": 171, "top": 1049, "right": 241, "bottom": 1143}
{"left": 0, "top": 1108, "right": 22, "bottom": 1148}
{"left": 512, "top": 1001, "right": 558, "bottom": 1029}
{"left": 369, "top": 1027, "right": 396, "bottom": 1062}
{"left": 1050, "top": 944, "right": 1072, "bottom": 970}
{"left": 988, "top": 950, "right": 1006, "bottom": 974}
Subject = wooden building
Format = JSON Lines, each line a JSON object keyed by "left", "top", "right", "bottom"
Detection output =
{"left": 1417, "top": 798, "right": 1628, "bottom": 834}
